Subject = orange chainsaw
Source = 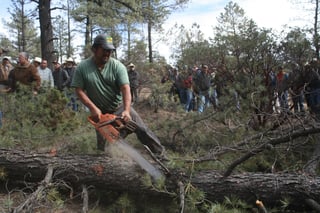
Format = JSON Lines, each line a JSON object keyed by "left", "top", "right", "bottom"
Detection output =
{"left": 88, "top": 113, "right": 136, "bottom": 143}
{"left": 88, "top": 113, "right": 169, "bottom": 179}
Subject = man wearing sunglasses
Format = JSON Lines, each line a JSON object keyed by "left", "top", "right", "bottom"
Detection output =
{"left": 71, "top": 34, "right": 166, "bottom": 157}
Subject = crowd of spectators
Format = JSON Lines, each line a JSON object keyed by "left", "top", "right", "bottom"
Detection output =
{"left": 161, "top": 62, "right": 320, "bottom": 118}
{"left": 0, "top": 51, "right": 78, "bottom": 126}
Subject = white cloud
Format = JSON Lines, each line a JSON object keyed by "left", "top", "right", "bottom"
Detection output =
{"left": 235, "top": 0, "right": 312, "bottom": 31}
{"left": 157, "top": 0, "right": 313, "bottom": 63}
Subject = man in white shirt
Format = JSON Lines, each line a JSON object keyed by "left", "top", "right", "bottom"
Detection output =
{"left": 38, "top": 59, "right": 54, "bottom": 90}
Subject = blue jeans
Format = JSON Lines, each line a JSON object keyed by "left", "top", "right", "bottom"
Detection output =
{"left": 278, "top": 91, "right": 289, "bottom": 112}
{"left": 65, "top": 90, "right": 79, "bottom": 111}
{"left": 210, "top": 89, "right": 219, "bottom": 108}
{"left": 184, "top": 89, "right": 193, "bottom": 112}
{"left": 179, "top": 88, "right": 187, "bottom": 104}
{"left": 198, "top": 90, "right": 210, "bottom": 113}
{"left": 0, "top": 111, "right": 2, "bottom": 128}
{"left": 292, "top": 91, "right": 304, "bottom": 113}
{"left": 310, "top": 88, "right": 320, "bottom": 115}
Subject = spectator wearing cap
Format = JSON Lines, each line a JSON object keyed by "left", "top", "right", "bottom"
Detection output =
{"left": 0, "top": 56, "right": 13, "bottom": 90}
{"left": 71, "top": 34, "right": 166, "bottom": 157}
{"left": 0, "top": 56, "right": 12, "bottom": 127}
{"left": 7, "top": 52, "right": 41, "bottom": 94}
{"left": 52, "top": 60, "right": 70, "bottom": 92}
{"left": 127, "top": 63, "right": 140, "bottom": 103}
{"left": 63, "top": 57, "right": 78, "bottom": 111}
{"left": 64, "top": 57, "right": 76, "bottom": 88}
{"left": 38, "top": 59, "right": 54, "bottom": 90}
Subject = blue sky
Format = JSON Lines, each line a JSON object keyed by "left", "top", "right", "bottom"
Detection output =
{"left": 0, "top": 0, "right": 311, "bottom": 36}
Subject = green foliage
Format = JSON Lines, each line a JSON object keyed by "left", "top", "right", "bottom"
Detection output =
{"left": 46, "top": 188, "right": 64, "bottom": 208}
{"left": 1, "top": 196, "right": 14, "bottom": 212}
{"left": 5, "top": 0, "right": 41, "bottom": 56}
{"left": 148, "top": 82, "right": 175, "bottom": 112}
{"left": 184, "top": 183, "right": 206, "bottom": 211}
{"left": 0, "top": 86, "right": 83, "bottom": 150}
{"left": 279, "top": 27, "right": 313, "bottom": 65}
{"left": 105, "top": 193, "right": 136, "bottom": 213}
{"left": 280, "top": 197, "right": 292, "bottom": 211}
{"left": 0, "top": 167, "right": 7, "bottom": 180}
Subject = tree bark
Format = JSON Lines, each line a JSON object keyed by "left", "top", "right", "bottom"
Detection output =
{"left": 38, "top": 0, "right": 55, "bottom": 70}
{"left": 0, "top": 149, "right": 319, "bottom": 209}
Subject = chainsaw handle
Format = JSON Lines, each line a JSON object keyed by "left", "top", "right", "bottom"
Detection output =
{"left": 88, "top": 116, "right": 97, "bottom": 125}
{"left": 88, "top": 114, "right": 122, "bottom": 126}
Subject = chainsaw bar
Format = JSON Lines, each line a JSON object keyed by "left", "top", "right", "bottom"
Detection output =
{"left": 88, "top": 114, "right": 165, "bottom": 180}
{"left": 116, "top": 139, "right": 164, "bottom": 180}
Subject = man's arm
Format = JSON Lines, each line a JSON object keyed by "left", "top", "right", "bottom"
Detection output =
{"left": 31, "top": 66, "right": 41, "bottom": 92}
{"left": 62, "top": 70, "right": 70, "bottom": 88}
{"left": 49, "top": 70, "right": 54, "bottom": 88}
{"left": 120, "top": 84, "right": 132, "bottom": 121}
{"left": 75, "top": 87, "right": 101, "bottom": 121}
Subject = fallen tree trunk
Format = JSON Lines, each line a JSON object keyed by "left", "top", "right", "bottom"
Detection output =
{"left": 0, "top": 149, "right": 319, "bottom": 210}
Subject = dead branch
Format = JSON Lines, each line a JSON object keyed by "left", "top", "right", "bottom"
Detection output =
{"left": 82, "top": 185, "right": 89, "bottom": 213}
{"left": 13, "top": 166, "right": 53, "bottom": 213}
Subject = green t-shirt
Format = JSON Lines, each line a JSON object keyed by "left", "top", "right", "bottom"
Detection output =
{"left": 71, "top": 57, "right": 129, "bottom": 113}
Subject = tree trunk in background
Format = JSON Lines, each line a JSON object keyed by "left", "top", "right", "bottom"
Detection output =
{"left": 147, "top": 20, "right": 153, "bottom": 63}
{"left": 84, "top": 14, "right": 91, "bottom": 58}
{"left": 147, "top": 0, "right": 153, "bottom": 63}
{"left": 314, "top": 0, "right": 319, "bottom": 60}
{"left": 0, "top": 148, "right": 320, "bottom": 210}
{"left": 67, "top": 0, "right": 72, "bottom": 58}
{"left": 38, "top": 0, "right": 55, "bottom": 70}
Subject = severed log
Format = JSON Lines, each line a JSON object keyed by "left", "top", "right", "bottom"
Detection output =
{"left": 192, "top": 171, "right": 320, "bottom": 209}
{"left": 0, "top": 149, "right": 320, "bottom": 210}
{"left": 0, "top": 148, "right": 171, "bottom": 195}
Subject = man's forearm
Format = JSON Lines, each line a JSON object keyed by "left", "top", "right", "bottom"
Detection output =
{"left": 121, "top": 84, "right": 132, "bottom": 112}
{"left": 75, "top": 88, "right": 98, "bottom": 112}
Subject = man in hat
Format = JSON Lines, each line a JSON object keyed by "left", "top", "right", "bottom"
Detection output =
{"left": 33, "top": 57, "right": 42, "bottom": 69}
{"left": 71, "top": 34, "right": 165, "bottom": 157}
{"left": 0, "top": 56, "right": 13, "bottom": 90}
{"left": 52, "top": 60, "right": 70, "bottom": 92}
{"left": 63, "top": 57, "right": 78, "bottom": 110}
{"left": 127, "top": 63, "right": 140, "bottom": 103}
{"left": 64, "top": 57, "right": 75, "bottom": 88}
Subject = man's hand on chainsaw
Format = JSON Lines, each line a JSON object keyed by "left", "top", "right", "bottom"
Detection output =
{"left": 121, "top": 110, "right": 131, "bottom": 122}
{"left": 90, "top": 107, "right": 102, "bottom": 123}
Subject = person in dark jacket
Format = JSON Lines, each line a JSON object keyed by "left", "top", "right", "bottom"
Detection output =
{"left": 8, "top": 52, "right": 41, "bottom": 94}
{"left": 194, "top": 65, "right": 212, "bottom": 113}
{"left": 127, "top": 63, "right": 140, "bottom": 103}
{"left": 52, "top": 60, "right": 70, "bottom": 91}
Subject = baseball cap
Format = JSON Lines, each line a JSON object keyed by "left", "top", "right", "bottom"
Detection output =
{"left": 93, "top": 34, "right": 115, "bottom": 50}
